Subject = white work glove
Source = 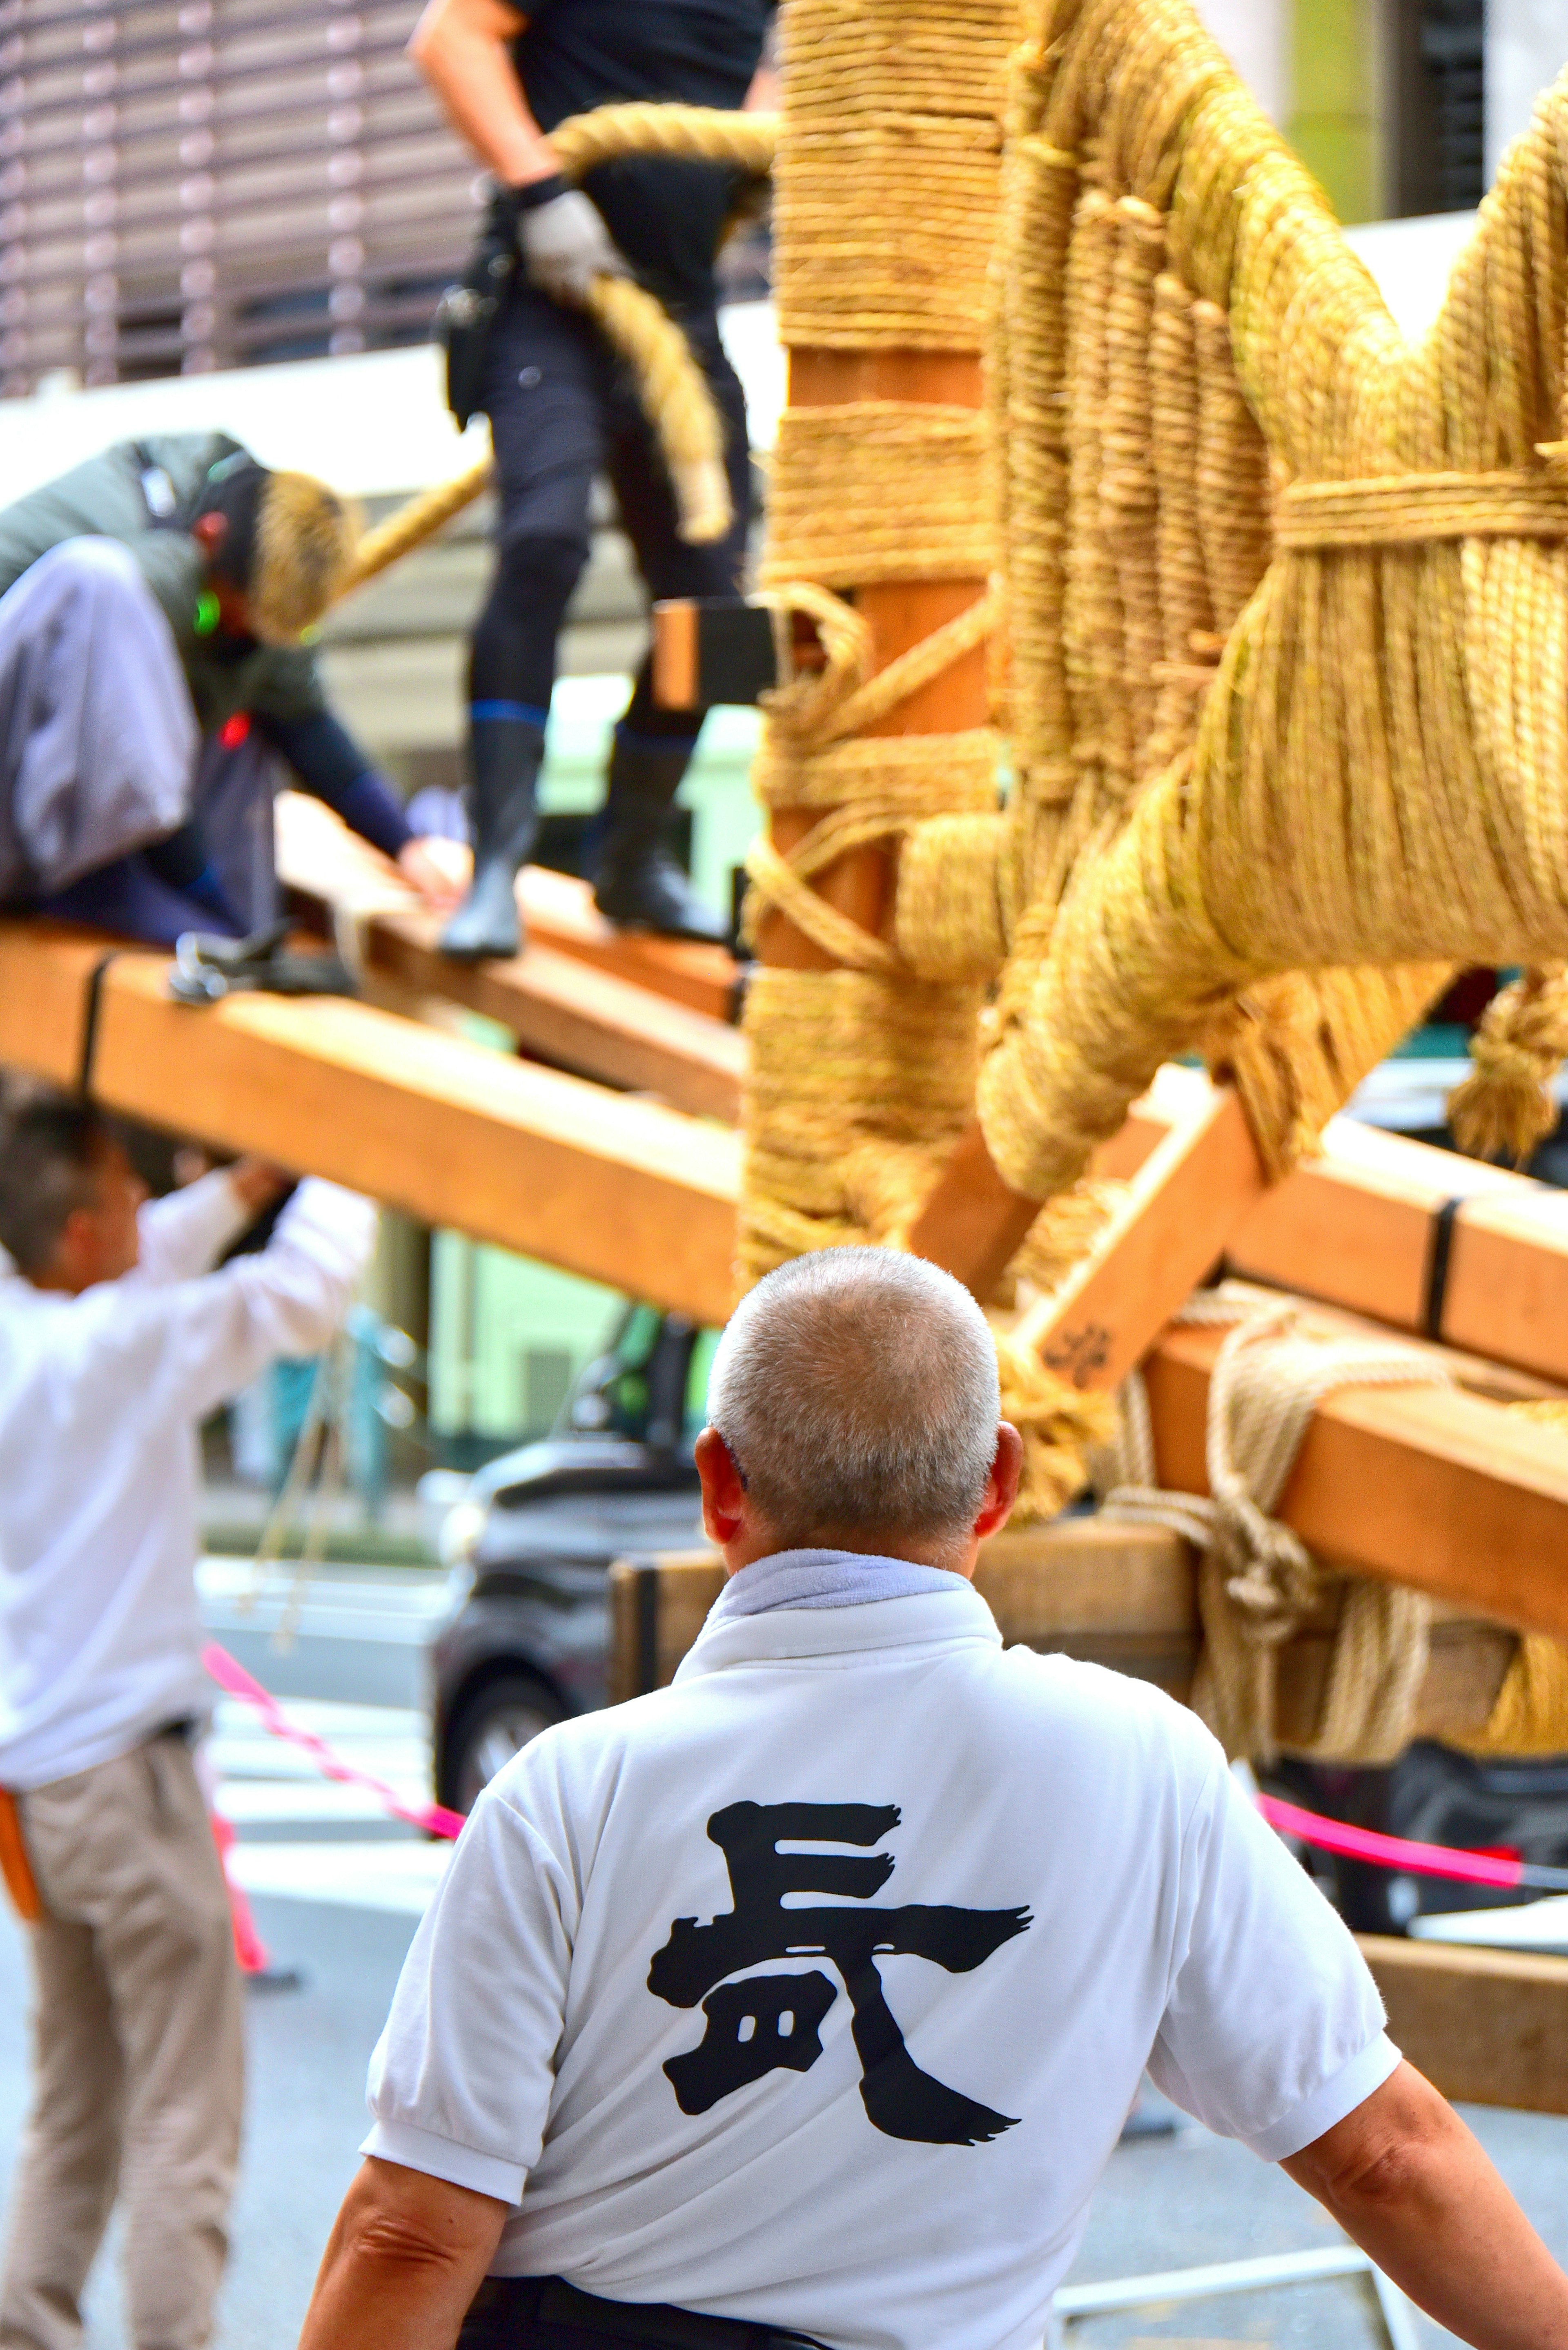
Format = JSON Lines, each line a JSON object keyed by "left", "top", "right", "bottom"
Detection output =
{"left": 518, "top": 186, "right": 630, "bottom": 307}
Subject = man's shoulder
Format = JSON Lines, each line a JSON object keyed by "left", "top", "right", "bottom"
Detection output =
{"left": 989, "top": 1640, "right": 1223, "bottom": 1772}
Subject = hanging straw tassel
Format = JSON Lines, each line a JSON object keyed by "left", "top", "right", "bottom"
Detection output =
{"left": 1448, "top": 965, "right": 1568, "bottom": 1163}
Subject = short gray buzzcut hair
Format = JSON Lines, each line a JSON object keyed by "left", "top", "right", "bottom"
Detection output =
{"left": 706, "top": 1247, "right": 1001, "bottom": 1545}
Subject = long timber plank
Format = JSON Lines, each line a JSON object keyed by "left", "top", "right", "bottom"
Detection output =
{"left": 277, "top": 792, "right": 739, "bottom": 1024}
{"left": 1145, "top": 1320, "right": 1568, "bottom": 1638}
{"left": 1358, "top": 1938, "right": 1568, "bottom": 2115}
{"left": 1119, "top": 1066, "right": 1568, "bottom": 1386}
{"left": 0, "top": 927, "right": 739, "bottom": 1324}
{"left": 606, "top": 1531, "right": 1518, "bottom": 1740}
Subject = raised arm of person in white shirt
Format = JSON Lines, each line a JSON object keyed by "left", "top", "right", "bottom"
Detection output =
{"left": 60, "top": 1176, "right": 379, "bottom": 1426}
{"left": 295, "top": 2060, "right": 1568, "bottom": 2350}
{"left": 132, "top": 1158, "right": 291, "bottom": 1287}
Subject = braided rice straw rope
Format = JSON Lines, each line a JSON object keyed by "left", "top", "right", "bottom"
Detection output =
{"left": 975, "top": 0, "right": 1568, "bottom": 1206}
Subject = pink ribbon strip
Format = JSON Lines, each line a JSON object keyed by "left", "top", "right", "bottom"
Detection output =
{"left": 203, "top": 1649, "right": 1566, "bottom": 1895}
{"left": 1257, "top": 1791, "right": 1568, "bottom": 1892}
{"left": 204, "top": 1642, "right": 465, "bottom": 1842}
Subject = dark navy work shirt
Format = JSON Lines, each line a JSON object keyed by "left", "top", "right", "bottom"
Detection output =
{"left": 511, "top": 0, "right": 773, "bottom": 312}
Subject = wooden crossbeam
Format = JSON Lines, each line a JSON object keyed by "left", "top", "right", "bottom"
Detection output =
{"left": 1114, "top": 1064, "right": 1568, "bottom": 1385}
{"left": 1144, "top": 1318, "right": 1568, "bottom": 1639}
{"left": 1359, "top": 1939, "right": 1568, "bottom": 2115}
{"left": 606, "top": 1532, "right": 1517, "bottom": 1741}
{"left": 0, "top": 927, "right": 739, "bottom": 1324}
{"left": 276, "top": 792, "right": 738, "bottom": 1023}
{"left": 275, "top": 794, "right": 742, "bottom": 1116}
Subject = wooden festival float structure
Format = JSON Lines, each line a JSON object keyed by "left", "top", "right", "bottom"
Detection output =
{"left": 6, "top": 0, "right": 1568, "bottom": 2106}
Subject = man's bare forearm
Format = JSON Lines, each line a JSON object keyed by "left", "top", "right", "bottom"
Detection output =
{"left": 1282, "top": 2062, "right": 1568, "bottom": 2349}
{"left": 408, "top": 0, "right": 556, "bottom": 185}
{"left": 298, "top": 2159, "right": 507, "bottom": 2350}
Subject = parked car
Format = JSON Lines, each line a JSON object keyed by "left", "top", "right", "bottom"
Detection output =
{"left": 428, "top": 1304, "right": 716, "bottom": 1812}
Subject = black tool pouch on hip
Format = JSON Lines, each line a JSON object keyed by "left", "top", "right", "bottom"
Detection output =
{"left": 436, "top": 200, "right": 518, "bottom": 429}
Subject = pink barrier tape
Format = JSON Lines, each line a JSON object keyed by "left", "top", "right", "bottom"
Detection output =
{"left": 211, "top": 1807, "right": 272, "bottom": 1973}
{"left": 204, "top": 1642, "right": 466, "bottom": 1842}
{"left": 1257, "top": 1791, "right": 1568, "bottom": 1893}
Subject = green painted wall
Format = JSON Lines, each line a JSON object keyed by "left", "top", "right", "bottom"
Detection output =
{"left": 1288, "top": 0, "right": 1383, "bottom": 223}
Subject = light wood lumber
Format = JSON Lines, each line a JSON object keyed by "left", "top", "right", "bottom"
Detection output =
{"left": 276, "top": 792, "right": 737, "bottom": 1022}
{"left": 0, "top": 926, "right": 739, "bottom": 1324}
{"left": 1008, "top": 1085, "right": 1266, "bottom": 1394}
{"left": 606, "top": 1529, "right": 1518, "bottom": 1739}
{"left": 1114, "top": 1064, "right": 1568, "bottom": 1386}
{"left": 1357, "top": 1938, "right": 1568, "bottom": 2114}
{"left": 1144, "top": 1320, "right": 1568, "bottom": 1638}
{"left": 277, "top": 794, "right": 743, "bottom": 1114}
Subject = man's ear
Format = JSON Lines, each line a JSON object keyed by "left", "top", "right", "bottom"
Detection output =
{"left": 695, "top": 1427, "right": 748, "bottom": 1545}
{"left": 971, "top": 1422, "right": 1024, "bottom": 1541}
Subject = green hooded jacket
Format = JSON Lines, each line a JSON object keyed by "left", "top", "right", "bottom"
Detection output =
{"left": 0, "top": 430, "right": 327, "bottom": 737}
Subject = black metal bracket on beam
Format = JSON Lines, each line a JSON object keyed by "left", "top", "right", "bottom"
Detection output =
{"left": 651, "top": 597, "right": 781, "bottom": 711}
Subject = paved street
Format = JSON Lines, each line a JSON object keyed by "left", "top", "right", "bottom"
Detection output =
{"left": 0, "top": 1576, "right": 1564, "bottom": 2349}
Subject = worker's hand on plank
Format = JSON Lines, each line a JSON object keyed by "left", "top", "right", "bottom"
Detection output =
{"left": 397, "top": 836, "right": 472, "bottom": 913}
{"left": 227, "top": 1159, "right": 293, "bottom": 1214}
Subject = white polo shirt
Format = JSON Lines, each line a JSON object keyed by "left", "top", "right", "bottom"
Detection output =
{"left": 365, "top": 1556, "right": 1396, "bottom": 2350}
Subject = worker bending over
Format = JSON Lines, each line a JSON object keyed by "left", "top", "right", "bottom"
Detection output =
{"left": 0, "top": 433, "right": 463, "bottom": 944}
{"left": 409, "top": 0, "right": 771, "bottom": 959}
{"left": 0, "top": 1090, "right": 376, "bottom": 2350}
{"left": 302, "top": 1249, "right": 1568, "bottom": 2350}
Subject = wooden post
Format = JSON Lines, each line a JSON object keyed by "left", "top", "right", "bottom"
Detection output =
{"left": 753, "top": 352, "right": 989, "bottom": 973}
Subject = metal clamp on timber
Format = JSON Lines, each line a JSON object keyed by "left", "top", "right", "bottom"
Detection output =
{"left": 167, "top": 920, "right": 357, "bottom": 1007}
{"left": 652, "top": 597, "right": 782, "bottom": 711}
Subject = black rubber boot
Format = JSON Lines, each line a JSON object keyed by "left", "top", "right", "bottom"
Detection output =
{"left": 441, "top": 714, "right": 546, "bottom": 961}
{"left": 590, "top": 728, "right": 728, "bottom": 944}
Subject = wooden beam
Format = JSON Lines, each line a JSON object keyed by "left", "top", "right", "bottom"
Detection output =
{"left": 276, "top": 792, "right": 738, "bottom": 1023}
{"left": 1103, "top": 1064, "right": 1568, "bottom": 1388}
{"left": 1144, "top": 1318, "right": 1568, "bottom": 1638}
{"left": 605, "top": 1526, "right": 1517, "bottom": 1741}
{"left": 1007, "top": 1083, "right": 1266, "bottom": 1393}
{"left": 275, "top": 793, "right": 743, "bottom": 1115}
{"left": 754, "top": 350, "right": 988, "bottom": 973}
{"left": 1358, "top": 1938, "right": 1568, "bottom": 2115}
{"left": 0, "top": 926, "right": 739, "bottom": 1324}
{"left": 356, "top": 918, "right": 741, "bottom": 1122}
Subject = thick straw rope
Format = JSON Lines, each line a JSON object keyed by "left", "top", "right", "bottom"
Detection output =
{"left": 974, "top": 0, "right": 1568, "bottom": 1206}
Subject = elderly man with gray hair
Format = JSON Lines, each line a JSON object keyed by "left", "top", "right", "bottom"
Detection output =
{"left": 301, "top": 1250, "right": 1568, "bottom": 2350}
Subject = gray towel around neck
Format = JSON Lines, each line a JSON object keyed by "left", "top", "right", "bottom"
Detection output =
{"left": 710, "top": 1547, "right": 960, "bottom": 1619}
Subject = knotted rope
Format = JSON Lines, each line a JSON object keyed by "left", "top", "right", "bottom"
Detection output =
{"left": 1098, "top": 1288, "right": 1449, "bottom": 1763}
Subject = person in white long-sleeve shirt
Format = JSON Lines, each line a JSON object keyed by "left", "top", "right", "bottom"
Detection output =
{"left": 0, "top": 1085, "right": 376, "bottom": 2350}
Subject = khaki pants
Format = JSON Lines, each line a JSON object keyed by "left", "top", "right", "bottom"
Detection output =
{"left": 0, "top": 1735, "right": 244, "bottom": 2350}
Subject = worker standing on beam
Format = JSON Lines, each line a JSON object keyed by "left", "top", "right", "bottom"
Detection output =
{"left": 0, "top": 1087, "right": 377, "bottom": 2350}
{"left": 0, "top": 434, "right": 466, "bottom": 945}
{"left": 408, "top": 0, "right": 773, "bottom": 961}
{"left": 299, "top": 1250, "right": 1568, "bottom": 2350}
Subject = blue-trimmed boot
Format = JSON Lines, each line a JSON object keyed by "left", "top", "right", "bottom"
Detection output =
{"left": 441, "top": 710, "right": 545, "bottom": 961}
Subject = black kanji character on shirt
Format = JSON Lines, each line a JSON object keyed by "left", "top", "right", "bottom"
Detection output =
{"left": 648, "top": 1801, "right": 1030, "bottom": 2146}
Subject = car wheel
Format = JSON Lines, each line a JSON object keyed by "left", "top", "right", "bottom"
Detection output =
{"left": 446, "top": 1674, "right": 566, "bottom": 1813}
